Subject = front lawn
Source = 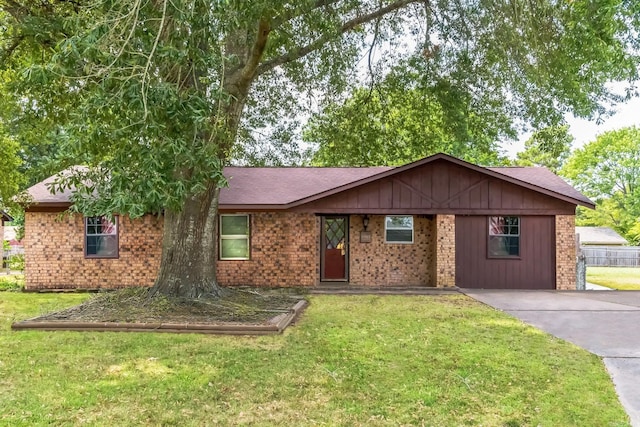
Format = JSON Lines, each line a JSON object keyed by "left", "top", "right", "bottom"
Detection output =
{"left": 587, "top": 267, "right": 640, "bottom": 290}
{"left": 0, "top": 292, "right": 629, "bottom": 426}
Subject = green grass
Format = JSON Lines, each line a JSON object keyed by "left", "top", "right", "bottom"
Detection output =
{"left": 587, "top": 267, "right": 640, "bottom": 290}
{"left": 0, "top": 293, "right": 630, "bottom": 426}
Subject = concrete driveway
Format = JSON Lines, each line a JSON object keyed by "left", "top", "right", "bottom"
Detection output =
{"left": 462, "top": 289, "right": 640, "bottom": 427}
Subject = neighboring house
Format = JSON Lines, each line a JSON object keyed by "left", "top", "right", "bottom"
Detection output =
{"left": 576, "top": 226, "right": 628, "bottom": 246}
{"left": 1, "top": 210, "right": 13, "bottom": 244}
{"left": 23, "top": 153, "right": 594, "bottom": 291}
{"left": 577, "top": 226, "right": 635, "bottom": 267}
{"left": 1, "top": 210, "right": 13, "bottom": 268}
{"left": 4, "top": 226, "right": 24, "bottom": 256}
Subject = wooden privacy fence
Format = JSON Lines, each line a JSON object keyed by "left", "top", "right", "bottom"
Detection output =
{"left": 581, "top": 246, "right": 640, "bottom": 267}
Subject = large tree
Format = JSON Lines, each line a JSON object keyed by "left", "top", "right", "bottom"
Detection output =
{"left": 562, "top": 126, "right": 640, "bottom": 240}
{"left": 1, "top": 0, "right": 639, "bottom": 298}
{"left": 515, "top": 125, "right": 574, "bottom": 173}
{"left": 304, "top": 80, "right": 509, "bottom": 167}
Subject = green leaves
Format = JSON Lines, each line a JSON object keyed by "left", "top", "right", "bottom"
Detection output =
{"left": 304, "top": 72, "right": 511, "bottom": 167}
{"left": 563, "top": 126, "right": 640, "bottom": 198}
{"left": 563, "top": 126, "right": 640, "bottom": 242}
{"left": 0, "top": 127, "right": 23, "bottom": 209}
{"left": 515, "top": 125, "right": 574, "bottom": 173}
{"left": 1, "top": 0, "right": 639, "bottom": 217}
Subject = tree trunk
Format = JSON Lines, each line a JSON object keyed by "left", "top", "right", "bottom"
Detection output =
{"left": 148, "top": 184, "right": 223, "bottom": 299}
{"left": 149, "top": 19, "right": 267, "bottom": 299}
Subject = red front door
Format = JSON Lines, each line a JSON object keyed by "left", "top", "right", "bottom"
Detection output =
{"left": 321, "top": 216, "right": 348, "bottom": 281}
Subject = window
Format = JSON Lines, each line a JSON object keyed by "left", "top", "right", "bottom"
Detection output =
{"left": 220, "top": 214, "right": 250, "bottom": 260}
{"left": 385, "top": 215, "right": 413, "bottom": 243}
{"left": 488, "top": 216, "right": 520, "bottom": 257}
{"left": 85, "top": 216, "right": 118, "bottom": 258}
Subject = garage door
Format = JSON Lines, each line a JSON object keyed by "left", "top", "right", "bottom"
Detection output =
{"left": 455, "top": 216, "right": 556, "bottom": 289}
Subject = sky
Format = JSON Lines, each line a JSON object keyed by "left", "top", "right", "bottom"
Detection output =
{"left": 503, "top": 95, "right": 640, "bottom": 158}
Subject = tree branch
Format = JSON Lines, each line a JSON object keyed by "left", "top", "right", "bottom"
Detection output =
{"left": 241, "top": 18, "right": 271, "bottom": 82}
{"left": 0, "top": 35, "right": 24, "bottom": 63}
{"left": 2, "top": 0, "right": 28, "bottom": 21}
{"left": 257, "top": 0, "right": 422, "bottom": 76}
{"left": 141, "top": 0, "right": 168, "bottom": 119}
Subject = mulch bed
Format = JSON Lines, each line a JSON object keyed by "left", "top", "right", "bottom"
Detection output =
{"left": 11, "top": 287, "right": 308, "bottom": 335}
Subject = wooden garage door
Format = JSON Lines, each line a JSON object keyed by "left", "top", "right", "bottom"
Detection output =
{"left": 455, "top": 216, "right": 556, "bottom": 289}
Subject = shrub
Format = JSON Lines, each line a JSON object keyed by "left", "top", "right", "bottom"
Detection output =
{"left": 0, "top": 275, "right": 24, "bottom": 292}
{"left": 8, "top": 254, "right": 24, "bottom": 271}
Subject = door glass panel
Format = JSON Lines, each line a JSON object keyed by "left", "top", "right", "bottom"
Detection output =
{"left": 325, "top": 218, "right": 345, "bottom": 249}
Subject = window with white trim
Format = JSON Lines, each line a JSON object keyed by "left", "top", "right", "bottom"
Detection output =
{"left": 85, "top": 216, "right": 118, "bottom": 258}
{"left": 220, "top": 214, "right": 250, "bottom": 260}
{"left": 488, "top": 216, "right": 520, "bottom": 257}
{"left": 385, "top": 215, "right": 414, "bottom": 243}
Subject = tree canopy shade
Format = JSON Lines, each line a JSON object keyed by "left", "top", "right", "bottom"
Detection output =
{"left": 0, "top": 127, "right": 23, "bottom": 210}
{"left": 515, "top": 125, "right": 574, "bottom": 174}
{"left": 303, "top": 0, "right": 640, "bottom": 167}
{"left": 1, "top": 0, "right": 639, "bottom": 298}
{"left": 305, "top": 80, "right": 509, "bottom": 167}
{"left": 562, "top": 126, "right": 640, "bottom": 242}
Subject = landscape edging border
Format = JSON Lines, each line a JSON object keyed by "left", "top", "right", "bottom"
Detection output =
{"left": 11, "top": 299, "right": 309, "bottom": 335}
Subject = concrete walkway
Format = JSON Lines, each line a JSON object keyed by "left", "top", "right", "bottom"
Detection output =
{"left": 462, "top": 289, "right": 640, "bottom": 427}
{"left": 586, "top": 282, "right": 612, "bottom": 291}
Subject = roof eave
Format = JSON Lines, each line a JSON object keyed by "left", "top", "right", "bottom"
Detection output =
{"left": 219, "top": 204, "right": 289, "bottom": 211}
{"left": 25, "top": 202, "right": 72, "bottom": 212}
{"left": 1, "top": 210, "right": 13, "bottom": 222}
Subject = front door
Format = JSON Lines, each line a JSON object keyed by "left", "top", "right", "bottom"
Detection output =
{"left": 321, "top": 216, "right": 348, "bottom": 281}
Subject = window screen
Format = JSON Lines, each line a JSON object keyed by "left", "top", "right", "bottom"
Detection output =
{"left": 385, "top": 216, "right": 413, "bottom": 243}
{"left": 220, "top": 215, "right": 250, "bottom": 260}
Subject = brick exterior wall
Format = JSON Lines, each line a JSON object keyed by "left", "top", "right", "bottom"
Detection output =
{"left": 348, "top": 215, "right": 435, "bottom": 286}
{"left": 217, "top": 212, "right": 318, "bottom": 287}
{"left": 23, "top": 210, "right": 575, "bottom": 290}
{"left": 24, "top": 212, "right": 163, "bottom": 290}
{"left": 435, "top": 214, "right": 456, "bottom": 287}
{"left": 556, "top": 215, "right": 576, "bottom": 290}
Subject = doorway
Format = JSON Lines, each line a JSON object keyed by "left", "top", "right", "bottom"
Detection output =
{"left": 321, "top": 216, "right": 348, "bottom": 281}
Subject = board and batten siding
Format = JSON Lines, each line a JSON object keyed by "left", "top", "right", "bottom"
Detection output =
{"left": 455, "top": 215, "right": 556, "bottom": 289}
{"left": 298, "top": 160, "right": 577, "bottom": 215}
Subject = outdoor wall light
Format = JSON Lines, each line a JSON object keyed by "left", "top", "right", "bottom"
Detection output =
{"left": 362, "top": 215, "right": 370, "bottom": 231}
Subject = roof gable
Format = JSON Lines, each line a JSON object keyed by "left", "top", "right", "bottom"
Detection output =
{"left": 296, "top": 156, "right": 586, "bottom": 214}
{"left": 284, "top": 153, "right": 594, "bottom": 210}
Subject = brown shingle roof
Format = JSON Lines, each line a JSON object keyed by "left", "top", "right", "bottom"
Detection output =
{"left": 487, "top": 166, "right": 593, "bottom": 207}
{"left": 219, "top": 166, "right": 391, "bottom": 206}
{"left": 25, "top": 171, "right": 76, "bottom": 205}
{"left": 25, "top": 154, "right": 594, "bottom": 209}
